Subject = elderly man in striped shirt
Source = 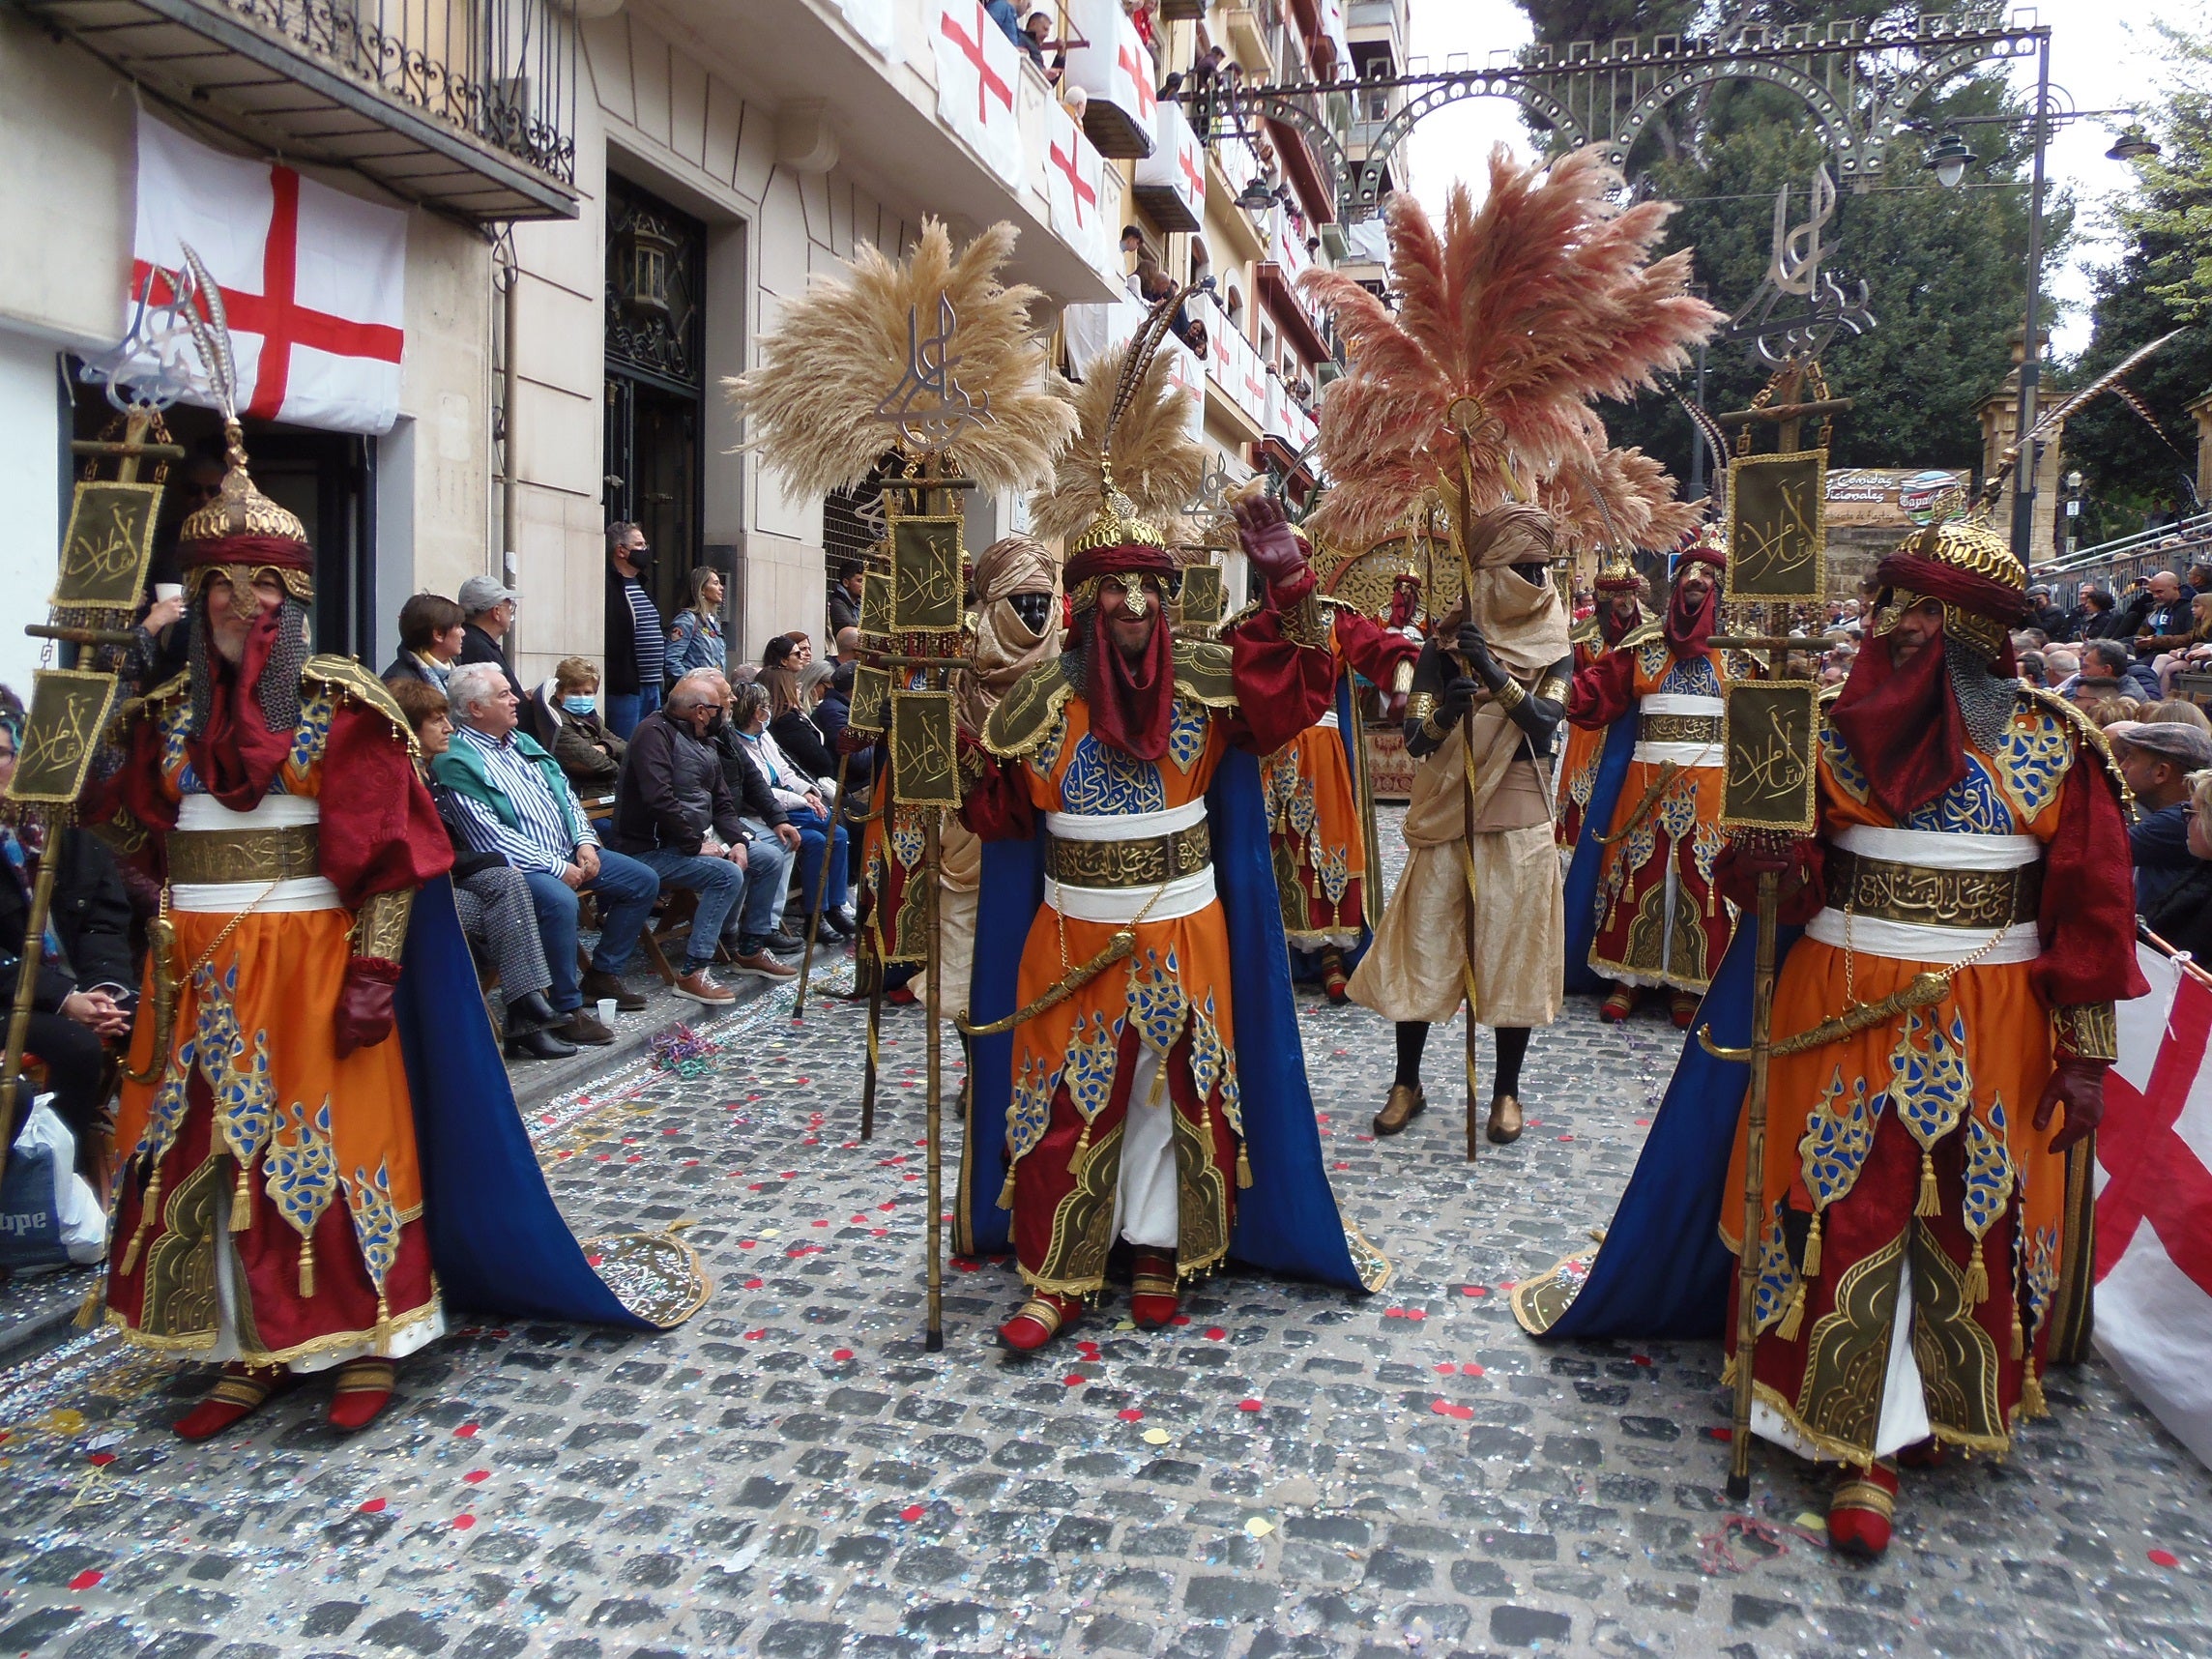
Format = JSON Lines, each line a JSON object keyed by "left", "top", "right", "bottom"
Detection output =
{"left": 434, "top": 662, "right": 661, "bottom": 1045}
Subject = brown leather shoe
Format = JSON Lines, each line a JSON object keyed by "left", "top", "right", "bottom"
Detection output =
{"left": 728, "top": 949, "right": 798, "bottom": 981}
{"left": 1486, "top": 1093, "right": 1524, "bottom": 1145}
{"left": 1374, "top": 1083, "right": 1426, "bottom": 1136}
{"left": 581, "top": 968, "right": 647, "bottom": 1012}
{"left": 562, "top": 1009, "right": 615, "bottom": 1045}
{"left": 673, "top": 966, "right": 736, "bottom": 1005}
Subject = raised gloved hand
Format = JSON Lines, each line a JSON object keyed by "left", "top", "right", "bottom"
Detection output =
{"left": 1454, "top": 622, "right": 1499, "bottom": 686}
{"left": 334, "top": 957, "right": 403, "bottom": 1059}
{"left": 1439, "top": 674, "right": 1482, "bottom": 723}
{"left": 1232, "top": 493, "right": 1305, "bottom": 588}
{"left": 2034, "top": 1057, "right": 2106, "bottom": 1155}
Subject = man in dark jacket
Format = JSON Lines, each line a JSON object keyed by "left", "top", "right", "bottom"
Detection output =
{"left": 609, "top": 672, "right": 797, "bottom": 988}
{"left": 2135, "top": 569, "right": 2195, "bottom": 660}
{"left": 604, "top": 523, "right": 665, "bottom": 739}
{"left": 455, "top": 574, "right": 549, "bottom": 740}
{"left": 828, "top": 560, "right": 865, "bottom": 638}
{"left": 1, "top": 719, "right": 135, "bottom": 1169}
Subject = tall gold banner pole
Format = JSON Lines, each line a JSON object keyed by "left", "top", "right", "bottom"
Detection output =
{"left": 1728, "top": 864, "right": 1780, "bottom": 1499}
{"left": 923, "top": 807, "right": 946, "bottom": 1352}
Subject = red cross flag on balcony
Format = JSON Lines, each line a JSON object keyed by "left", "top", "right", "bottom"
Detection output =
{"left": 1062, "top": 0, "right": 1157, "bottom": 159}
{"left": 2094, "top": 941, "right": 2212, "bottom": 1470}
{"left": 1044, "top": 102, "right": 1116, "bottom": 277}
{"left": 129, "top": 112, "right": 405, "bottom": 437}
{"left": 934, "top": 1, "right": 1024, "bottom": 188}
{"left": 1131, "top": 98, "right": 1204, "bottom": 234}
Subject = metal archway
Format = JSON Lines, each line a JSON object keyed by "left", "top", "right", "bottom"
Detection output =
{"left": 1194, "top": 14, "right": 2046, "bottom": 222}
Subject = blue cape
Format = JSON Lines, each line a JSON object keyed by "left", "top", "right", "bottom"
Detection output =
{"left": 396, "top": 877, "right": 668, "bottom": 1329}
{"left": 1561, "top": 714, "right": 1636, "bottom": 996}
{"left": 1526, "top": 920, "right": 1799, "bottom": 1339}
{"left": 961, "top": 748, "right": 1379, "bottom": 1293}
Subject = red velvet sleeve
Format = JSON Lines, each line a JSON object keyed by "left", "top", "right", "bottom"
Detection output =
{"left": 2034, "top": 748, "right": 2151, "bottom": 1007}
{"left": 958, "top": 741, "right": 1039, "bottom": 843}
{"left": 318, "top": 701, "right": 454, "bottom": 911}
{"left": 88, "top": 711, "right": 181, "bottom": 886}
{"left": 1332, "top": 607, "right": 1419, "bottom": 687}
{"left": 1223, "top": 571, "right": 1336, "bottom": 753}
{"left": 1567, "top": 649, "right": 1638, "bottom": 730}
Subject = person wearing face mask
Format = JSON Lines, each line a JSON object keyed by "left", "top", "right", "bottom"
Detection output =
{"left": 1566, "top": 525, "right": 1741, "bottom": 1028}
{"left": 538, "top": 657, "right": 627, "bottom": 800}
{"left": 726, "top": 681, "right": 850, "bottom": 941}
{"left": 603, "top": 521, "right": 664, "bottom": 738}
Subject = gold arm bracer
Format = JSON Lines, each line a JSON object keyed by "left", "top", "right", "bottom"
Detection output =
{"left": 1493, "top": 678, "right": 1527, "bottom": 713}
{"left": 1406, "top": 692, "right": 1438, "bottom": 724}
{"left": 2052, "top": 1001, "right": 2118, "bottom": 1062}
{"left": 353, "top": 888, "right": 414, "bottom": 963}
{"left": 1281, "top": 591, "right": 1328, "bottom": 650}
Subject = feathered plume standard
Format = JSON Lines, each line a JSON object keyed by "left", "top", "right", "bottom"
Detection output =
{"left": 1027, "top": 332, "right": 1205, "bottom": 544}
{"left": 1297, "top": 146, "right": 1722, "bottom": 548}
{"left": 1536, "top": 446, "right": 1703, "bottom": 557}
{"left": 726, "top": 219, "right": 1075, "bottom": 498}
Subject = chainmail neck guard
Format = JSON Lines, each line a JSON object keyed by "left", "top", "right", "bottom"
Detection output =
{"left": 1947, "top": 638, "right": 2017, "bottom": 757}
{"left": 187, "top": 595, "right": 310, "bottom": 741}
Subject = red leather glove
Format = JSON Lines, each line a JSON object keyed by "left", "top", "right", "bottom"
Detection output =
{"left": 1232, "top": 494, "right": 1305, "bottom": 588}
{"left": 335, "top": 957, "right": 403, "bottom": 1059}
{"left": 2034, "top": 1057, "right": 2106, "bottom": 1155}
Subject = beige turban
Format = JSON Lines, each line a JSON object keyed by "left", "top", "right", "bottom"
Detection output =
{"left": 956, "top": 534, "right": 1062, "bottom": 735}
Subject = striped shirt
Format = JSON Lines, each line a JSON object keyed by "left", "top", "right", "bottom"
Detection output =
{"left": 623, "top": 577, "right": 666, "bottom": 690}
{"left": 446, "top": 723, "right": 597, "bottom": 877}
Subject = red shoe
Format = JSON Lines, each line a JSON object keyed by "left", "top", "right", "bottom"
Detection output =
{"left": 1599, "top": 984, "right": 1639, "bottom": 1023}
{"left": 1671, "top": 993, "right": 1699, "bottom": 1030}
{"left": 1828, "top": 1462, "right": 1900, "bottom": 1560}
{"left": 1130, "top": 1252, "right": 1179, "bottom": 1329}
{"left": 173, "top": 1363, "right": 296, "bottom": 1441}
{"left": 327, "top": 1357, "right": 396, "bottom": 1431}
{"left": 1322, "top": 952, "right": 1349, "bottom": 1004}
{"left": 887, "top": 985, "right": 917, "bottom": 1007}
{"left": 999, "top": 1293, "right": 1081, "bottom": 1352}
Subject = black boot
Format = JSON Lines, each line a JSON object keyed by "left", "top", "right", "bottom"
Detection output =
{"left": 506, "top": 989, "right": 560, "bottom": 1036}
{"left": 507, "top": 1024, "right": 578, "bottom": 1061}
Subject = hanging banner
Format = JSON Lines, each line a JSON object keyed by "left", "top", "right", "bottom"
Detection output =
{"left": 1061, "top": 0, "right": 1156, "bottom": 157}
{"left": 932, "top": 2, "right": 1025, "bottom": 189}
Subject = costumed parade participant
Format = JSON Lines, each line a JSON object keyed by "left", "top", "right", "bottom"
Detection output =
{"left": 1257, "top": 546, "right": 1418, "bottom": 1002}
{"left": 1293, "top": 151, "right": 1720, "bottom": 1140}
{"left": 907, "top": 533, "right": 1062, "bottom": 1017}
{"left": 1557, "top": 555, "right": 1649, "bottom": 851}
{"left": 960, "top": 310, "right": 1390, "bottom": 1349}
{"left": 1347, "top": 504, "right": 1572, "bottom": 1145}
{"left": 1567, "top": 525, "right": 1738, "bottom": 1027}
{"left": 90, "top": 276, "right": 701, "bottom": 1438}
{"left": 1515, "top": 513, "right": 2142, "bottom": 1557}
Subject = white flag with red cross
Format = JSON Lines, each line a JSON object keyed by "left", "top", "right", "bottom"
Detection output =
{"left": 1043, "top": 101, "right": 1114, "bottom": 276}
{"left": 130, "top": 111, "right": 406, "bottom": 436}
{"left": 2095, "top": 941, "right": 2212, "bottom": 1470}
{"left": 932, "top": 2, "right": 1025, "bottom": 189}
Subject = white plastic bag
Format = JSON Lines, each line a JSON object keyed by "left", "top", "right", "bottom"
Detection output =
{"left": 2, "top": 1095, "right": 107, "bottom": 1267}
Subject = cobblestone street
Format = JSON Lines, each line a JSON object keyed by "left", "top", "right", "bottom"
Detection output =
{"left": 3, "top": 815, "right": 2211, "bottom": 1659}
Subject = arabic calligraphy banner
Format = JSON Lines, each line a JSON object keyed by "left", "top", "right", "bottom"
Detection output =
{"left": 1720, "top": 679, "right": 1819, "bottom": 834}
{"left": 54, "top": 480, "right": 161, "bottom": 611}
{"left": 1725, "top": 449, "right": 1826, "bottom": 602}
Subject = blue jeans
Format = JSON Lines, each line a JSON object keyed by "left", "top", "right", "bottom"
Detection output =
{"left": 728, "top": 828, "right": 793, "bottom": 946}
{"left": 605, "top": 684, "right": 661, "bottom": 741}
{"left": 790, "top": 804, "right": 849, "bottom": 920}
{"left": 984, "top": 0, "right": 1022, "bottom": 46}
{"left": 524, "top": 847, "right": 661, "bottom": 1012}
{"left": 632, "top": 848, "right": 744, "bottom": 974}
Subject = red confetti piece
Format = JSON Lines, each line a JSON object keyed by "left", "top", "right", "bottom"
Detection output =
{"left": 1062, "top": 1374, "right": 1087, "bottom": 1387}
{"left": 1465, "top": 1285, "right": 1491, "bottom": 1297}
{"left": 952, "top": 1259, "right": 980, "bottom": 1273}
{"left": 1170, "top": 1314, "right": 1190, "bottom": 1325}
{"left": 68, "top": 1570, "right": 102, "bottom": 1590}
{"left": 811, "top": 1219, "right": 830, "bottom": 1229}
{"left": 2150, "top": 1549, "right": 2180, "bottom": 1568}
{"left": 462, "top": 1470, "right": 489, "bottom": 1484}
{"left": 452, "top": 1514, "right": 476, "bottom": 1530}
{"left": 1556, "top": 1135, "right": 1574, "bottom": 1143}
{"left": 743, "top": 1329, "right": 767, "bottom": 1341}
{"left": 87, "top": 1452, "right": 116, "bottom": 1467}
{"left": 1462, "top": 1363, "right": 1485, "bottom": 1377}
{"left": 1434, "top": 1363, "right": 1455, "bottom": 1376}
{"left": 742, "top": 1277, "right": 765, "bottom": 1290}
{"left": 1430, "top": 1400, "right": 1473, "bottom": 1420}
{"left": 586, "top": 1255, "right": 604, "bottom": 1267}
{"left": 899, "top": 1503, "right": 925, "bottom": 1522}
{"left": 1237, "top": 1399, "right": 1263, "bottom": 1412}
{"left": 1384, "top": 1307, "right": 1404, "bottom": 1319}
{"left": 1704, "top": 1426, "right": 1732, "bottom": 1441}
{"left": 878, "top": 1201, "right": 897, "bottom": 1210}
{"left": 359, "top": 1498, "right": 388, "bottom": 1513}
{"left": 1632, "top": 1354, "right": 1652, "bottom": 1366}
{"left": 1405, "top": 1309, "right": 1427, "bottom": 1321}
{"left": 1118, "top": 1409, "right": 1144, "bottom": 1421}
{"left": 1204, "top": 1327, "right": 1226, "bottom": 1341}
{"left": 832, "top": 1349, "right": 855, "bottom": 1361}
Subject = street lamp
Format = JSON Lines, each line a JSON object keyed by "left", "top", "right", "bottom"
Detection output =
{"left": 1924, "top": 130, "right": 1975, "bottom": 189}
{"left": 1235, "top": 175, "right": 1276, "bottom": 214}
{"left": 2106, "top": 126, "right": 2162, "bottom": 162}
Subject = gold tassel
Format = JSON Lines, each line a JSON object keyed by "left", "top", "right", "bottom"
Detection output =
{"left": 1914, "top": 1150, "right": 1940, "bottom": 1218}
{"left": 1801, "top": 1210, "right": 1823, "bottom": 1279}
{"left": 230, "top": 1163, "right": 255, "bottom": 1232}
{"left": 2011, "top": 1305, "right": 2025, "bottom": 1361}
{"left": 1963, "top": 1237, "right": 1989, "bottom": 1306}
{"left": 298, "top": 1237, "right": 316, "bottom": 1298}
{"left": 118, "top": 1168, "right": 161, "bottom": 1275}
{"left": 996, "top": 1169, "right": 1017, "bottom": 1208}
{"left": 1776, "top": 1281, "right": 1807, "bottom": 1343}
{"left": 1068, "top": 1121, "right": 1093, "bottom": 1179}
{"left": 1236, "top": 1145, "right": 1254, "bottom": 1189}
{"left": 2021, "top": 1365, "right": 2048, "bottom": 1419}
{"left": 1720, "top": 1351, "right": 1738, "bottom": 1388}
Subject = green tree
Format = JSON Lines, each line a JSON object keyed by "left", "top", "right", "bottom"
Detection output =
{"left": 1507, "top": 2, "right": 2066, "bottom": 483}
{"left": 2059, "top": 18, "right": 2212, "bottom": 541}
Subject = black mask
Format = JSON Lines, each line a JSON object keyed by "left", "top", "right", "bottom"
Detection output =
{"left": 626, "top": 543, "right": 655, "bottom": 571}
{"left": 700, "top": 709, "right": 726, "bottom": 738}
{"left": 1008, "top": 592, "right": 1054, "bottom": 632}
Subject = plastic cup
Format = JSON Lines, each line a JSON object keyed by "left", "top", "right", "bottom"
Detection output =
{"left": 154, "top": 582, "right": 183, "bottom": 602}
{"left": 596, "top": 998, "right": 617, "bottom": 1028}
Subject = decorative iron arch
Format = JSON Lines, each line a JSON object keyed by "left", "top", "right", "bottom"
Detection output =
{"left": 1196, "top": 15, "right": 2046, "bottom": 223}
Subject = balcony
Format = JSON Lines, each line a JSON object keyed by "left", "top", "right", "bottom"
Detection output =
{"left": 16, "top": 0, "right": 580, "bottom": 220}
